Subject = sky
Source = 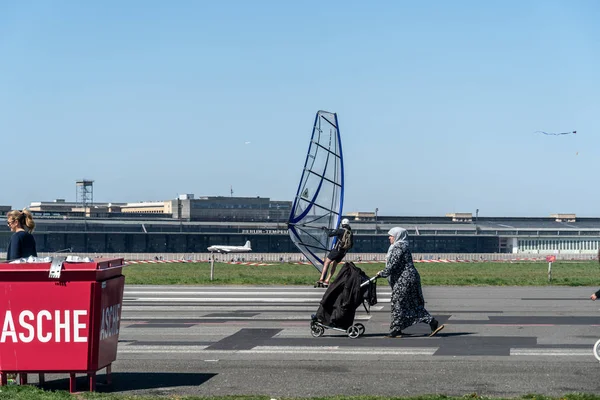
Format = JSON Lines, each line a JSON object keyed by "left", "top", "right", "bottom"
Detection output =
{"left": 1, "top": 0, "right": 599, "bottom": 217}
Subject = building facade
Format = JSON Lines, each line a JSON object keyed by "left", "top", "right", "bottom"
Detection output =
{"left": 1, "top": 210, "right": 599, "bottom": 256}
{"left": 3, "top": 194, "right": 600, "bottom": 256}
{"left": 171, "top": 196, "right": 291, "bottom": 222}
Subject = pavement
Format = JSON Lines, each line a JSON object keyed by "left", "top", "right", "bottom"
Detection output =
{"left": 27, "top": 285, "right": 600, "bottom": 396}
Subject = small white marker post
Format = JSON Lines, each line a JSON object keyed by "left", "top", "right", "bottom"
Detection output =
{"left": 546, "top": 255, "right": 556, "bottom": 283}
{"left": 210, "top": 252, "right": 215, "bottom": 281}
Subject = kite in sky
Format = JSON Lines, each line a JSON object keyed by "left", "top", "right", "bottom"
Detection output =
{"left": 535, "top": 130, "right": 577, "bottom": 136}
{"left": 535, "top": 130, "right": 579, "bottom": 155}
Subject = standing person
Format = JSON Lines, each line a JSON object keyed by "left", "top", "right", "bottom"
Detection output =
{"left": 317, "top": 218, "right": 353, "bottom": 287}
{"left": 6, "top": 209, "right": 37, "bottom": 261}
{"left": 377, "top": 227, "right": 444, "bottom": 338}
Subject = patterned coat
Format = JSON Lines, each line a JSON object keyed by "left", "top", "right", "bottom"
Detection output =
{"left": 379, "top": 241, "right": 433, "bottom": 332}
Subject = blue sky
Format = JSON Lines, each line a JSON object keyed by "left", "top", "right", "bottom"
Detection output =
{"left": 1, "top": 0, "right": 598, "bottom": 217}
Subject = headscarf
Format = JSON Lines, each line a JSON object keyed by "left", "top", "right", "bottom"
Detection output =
{"left": 385, "top": 227, "right": 408, "bottom": 260}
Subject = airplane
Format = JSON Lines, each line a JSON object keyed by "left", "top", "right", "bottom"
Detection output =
{"left": 207, "top": 241, "right": 252, "bottom": 253}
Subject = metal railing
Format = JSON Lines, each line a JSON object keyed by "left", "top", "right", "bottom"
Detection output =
{"left": 36, "top": 252, "right": 599, "bottom": 262}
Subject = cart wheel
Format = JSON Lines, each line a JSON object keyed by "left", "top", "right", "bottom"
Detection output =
{"left": 347, "top": 325, "right": 360, "bottom": 339}
{"left": 354, "top": 323, "right": 365, "bottom": 336}
{"left": 593, "top": 339, "right": 600, "bottom": 362}
{"left": 310, "top": 322, "right": 325, "bottom": 337}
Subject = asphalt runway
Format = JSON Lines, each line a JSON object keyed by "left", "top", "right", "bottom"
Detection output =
{"left": 37, "top": 285, "right": 600, "bottom": 396}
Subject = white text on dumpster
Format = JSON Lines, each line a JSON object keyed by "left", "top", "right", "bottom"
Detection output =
{"left": 100, "top": 304, "right": 120, "bottom": 340}
{"left": 1, "top": 310, "right": 88, "bottom": 343}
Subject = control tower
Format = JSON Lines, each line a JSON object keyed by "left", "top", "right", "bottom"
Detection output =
{"left": 76, "top": 179, "right": 94, "bottom": 213}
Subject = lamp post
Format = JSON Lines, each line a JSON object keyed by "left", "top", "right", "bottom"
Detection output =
{"left": 375, "top": 208, "right": 379, "bottom": 233}
{"left": 177, "top": 196, "right": 183, "bottom": 233}
{"left": 475, "top": 208, "right": 480, "bottom": 253}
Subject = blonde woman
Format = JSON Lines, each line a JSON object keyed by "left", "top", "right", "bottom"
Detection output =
{"left": 6, "top": 209, "right": 37, "bottom": 261}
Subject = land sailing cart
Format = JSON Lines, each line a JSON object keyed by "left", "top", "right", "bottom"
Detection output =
{"left": 310, "top": 262, "right": 377, "bottom": 339}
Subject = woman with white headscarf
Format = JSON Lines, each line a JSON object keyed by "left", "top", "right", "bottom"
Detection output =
{"left": 377, "top": 227, "right": 444, "bottom": 338}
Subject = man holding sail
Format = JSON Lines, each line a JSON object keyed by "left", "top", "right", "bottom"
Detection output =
{"left": 317, "top": 218, "right": 353, "bottom": 287}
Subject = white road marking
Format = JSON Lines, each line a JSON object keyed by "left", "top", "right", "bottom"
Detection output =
{"left": 122, "top": 305, "right": 384, "bottom": 312}
{"left": 118, "top": 345, "right": 597, "bottom": 358}
{"left": 125, "top": 291, "right": 387, "bottom": 296}
{"left": 125, "top": 297, "right": 390, "bottom": 303}
{"left": 252, "top": 346, "right": 340, "bottom": 350}
{"left": 122, "top": 315, "right": 372, "bottom": 320}
{"left": 242, "top": 349, "right": 436, "bottom": 355}
{"left": 117, "top": 345, "right": 436, "bottom": 355}
{"left": 448, "top": 314, "right": 490, "bottom": 321}
{"left": 510, "top": 348, "right": 592, "bottom": 356}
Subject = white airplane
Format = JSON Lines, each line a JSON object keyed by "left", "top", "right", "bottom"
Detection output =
{"left": 207, "top": 241, "right": 252, "bottom": 253}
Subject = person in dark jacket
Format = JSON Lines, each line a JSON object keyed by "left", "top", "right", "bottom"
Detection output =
{"left": 6, "top": 209, "right": 37, "bottom": 261}
{"left": 377, "top": 227, "right": 444, "bottom": 338}
{"left": 314, "top": 261, "right": 366, "bottom": 329}
{"left": 317, "top": 218, "right": 353, "bottom": 287}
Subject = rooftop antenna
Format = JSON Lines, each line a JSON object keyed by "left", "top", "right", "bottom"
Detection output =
{"left": 230, "top": 185, "right": 233, "bottom": 197}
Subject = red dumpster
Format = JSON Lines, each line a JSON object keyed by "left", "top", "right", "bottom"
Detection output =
{"left": 0, "top": 257, "right": 125, "bottom": 393}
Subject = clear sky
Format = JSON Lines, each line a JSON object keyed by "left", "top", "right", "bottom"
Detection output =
{"left": 1, "top": 1, "right": 598, "bottom": 217}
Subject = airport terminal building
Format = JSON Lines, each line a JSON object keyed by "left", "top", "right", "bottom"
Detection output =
{"left": 2, "top": 195, "right": 600, "bottom": 257}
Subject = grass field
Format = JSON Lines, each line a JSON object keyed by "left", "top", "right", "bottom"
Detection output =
{"left": 123, "top": 260, "right": 600, "bottom": 286}
{"left": 1, "top": 385, "right": 599, "bottom": 400}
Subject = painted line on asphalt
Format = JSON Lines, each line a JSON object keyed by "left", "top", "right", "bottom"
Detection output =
{"left": 121, "top": 315, "right": 372, "bottom": 321}
{"left": 488, "top": 324, "right": 555, "bottom": 327}
{"left": 242, "top": 349, "right": 436, "bottom": 355}
{"left": 125, "top": 291, "right": 393, "bottom": 296}
{"left": 510, "top": 348, "right": 592, "bottom": 356}
{"left": 117, "top": 345, "right": 593, "bottom": 357}
{"left": 124, "top": 297, "right": 390, "bottom": 303}
{"left": 121, "top": 305, "right": 385, "bottom": 312}
{"left": 117, "top": 345, "right": 435, "bottom": 355}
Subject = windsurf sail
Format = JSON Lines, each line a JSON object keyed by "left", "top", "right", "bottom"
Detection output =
{"left": 288, "top": 110, "right": 344, "bottom": 273}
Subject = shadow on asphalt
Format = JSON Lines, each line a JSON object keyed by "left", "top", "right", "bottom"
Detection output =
{"left": 39, "top": 372, "right": 217, "bottom": 393}
{"left": 359, "top": 331, "right": 474, "bottom": 338}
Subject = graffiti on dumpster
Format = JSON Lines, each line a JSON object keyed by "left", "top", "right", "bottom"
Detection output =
{"left": 100, "top": 303, "right": 121, "bottom": 340}
{"left": 1, "top": 310, "right": 88, "bottom": 343}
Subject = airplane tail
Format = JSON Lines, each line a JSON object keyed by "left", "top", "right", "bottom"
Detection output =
{"left": 244, "top": 241, "right": 251, "bottom": 249}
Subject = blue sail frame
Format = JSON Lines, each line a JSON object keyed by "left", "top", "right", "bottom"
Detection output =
{"left": 288, "top": 110, "right": 344, "bottom": 272}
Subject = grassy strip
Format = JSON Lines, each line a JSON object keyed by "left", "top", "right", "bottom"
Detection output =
{"left": 1, "top": 386, "right": 600, "bottom": 399}
{"left": 123, "top": 261, "right": 600, "bottom": 286}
